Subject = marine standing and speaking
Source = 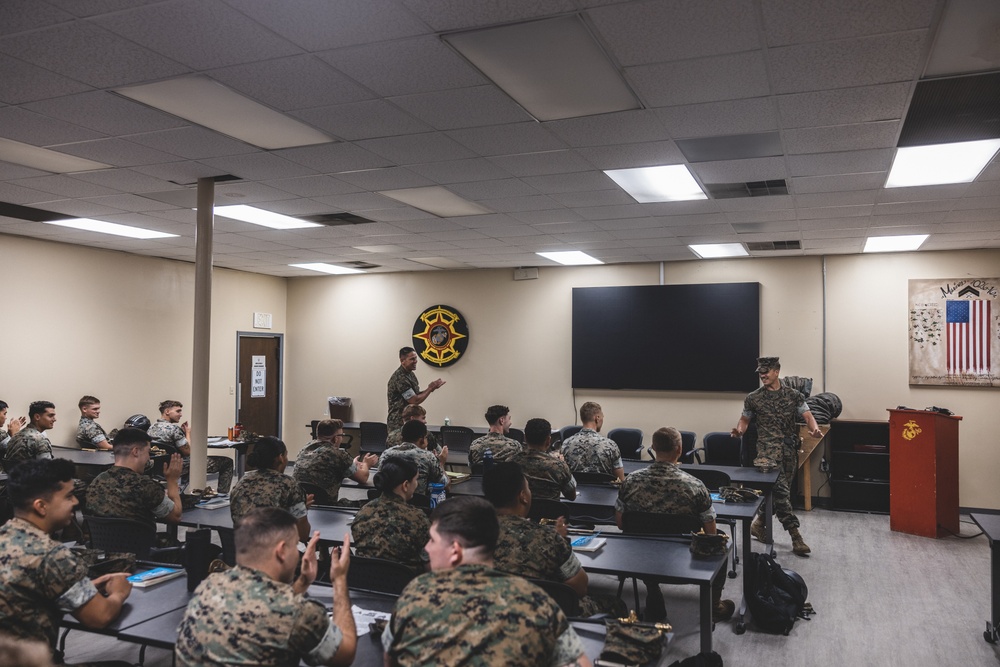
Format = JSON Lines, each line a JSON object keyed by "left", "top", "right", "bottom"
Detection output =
{"left": 732, "top": 356, "right": 822, "bottom": 556}
{"left": 387, "top": 347, "right": 445, "bottom": 432}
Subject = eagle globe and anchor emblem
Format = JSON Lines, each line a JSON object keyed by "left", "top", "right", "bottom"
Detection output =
{"left": 412, "top": 305, "right": 469, "bottom": 367}
{"left": 901, "top": 420, "right": 922, "bottom": 441}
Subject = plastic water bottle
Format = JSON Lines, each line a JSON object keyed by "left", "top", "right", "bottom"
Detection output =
{"left": 483, "top": 448, "right": 495, "bottom": 472}
{"left": 429, "top": 482, "right": 447, "bottom": 508}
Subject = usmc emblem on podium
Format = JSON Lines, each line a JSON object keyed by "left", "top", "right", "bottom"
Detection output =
{"left": 412, "top": 305, "right": 469, "bottom": 367}
{"left": 901, "top": 420, "right": 922, "bottom": 441}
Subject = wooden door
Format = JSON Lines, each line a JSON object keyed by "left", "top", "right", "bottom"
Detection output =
{"left": 237, "top": 334, "right": 281, "bottom": 438}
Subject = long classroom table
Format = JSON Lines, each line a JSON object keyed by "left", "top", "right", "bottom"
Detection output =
{"left": 971, "top": 513, "right": 1000, "bottom": 644}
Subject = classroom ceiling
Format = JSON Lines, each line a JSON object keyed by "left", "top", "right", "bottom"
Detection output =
{"left": 1, "top": 0, "right": 999, "bottom": 277}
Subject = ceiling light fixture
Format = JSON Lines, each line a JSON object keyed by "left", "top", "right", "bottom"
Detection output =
{"left": 885, "top": 139, "right": 1000, "bottom": 188}
{"left": 442, "top": 14, "right": 641, "bottom": 121}
{"left": 536, "top": 250, "right": 603, "bottom": 265}
{"left": 42, "top": 218, "right": 177, "bottom": 239}
{"left": 113, "top": 75, "right": 336, "bottom": 150}
{"left": 290, "top": 262, "right": 365, "bottom": 275}
{"left": 605, "top": 165, "right": 707, "bottom": 202}
{"left": 379, "top": 186, "right": 492, "bottom": 217}
{"left": 688, "top": 243, "right": 749, "bottom": 259}
{"left": 0, "top": 137, "right": 110, "bottom": 173}
{"left": 863, "top": 234, "right": 929, "bottom": 253}
{"left": 214, "top": 205, "right": 320, "bottom": 230}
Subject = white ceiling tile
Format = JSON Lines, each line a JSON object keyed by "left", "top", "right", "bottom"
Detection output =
{"left": 0, "top": 21, "right": 189, "bottom": 88}
{"left": 768, "top": 32, "right": 927, "bottom": 94}
{"left": 576, "top": 140, "right": 686, "bottom": 170}
{"left": 761, "top": 0, "right": 937, "bottom": 46}
{"left": 725, "top": 208, "right": 797, "bottom": 224}
{"left": 577, "top": 204, "right": 650, "bottom": 221}
{"left": 511, "top": 209, "right": 584, "bottom": 225}
{"left": 876, "top": 184, "right": 970, "bottom": 203}
{"left": 953, "top": 194, "right": 1000, "bottom": 210}
{"left": 406, "top": 158, "right": 512, "bottom": 184}
{"left": 787, "top": 149, "right": 892, "bottom": 177}
{"left": 319, "top": 35, "right": 484, "bottom": 97}
{"left": 263, "top": 175, "right": 362, "bottom": 197}
{"left": 80, "top": 193, "right": 177, "bottom": 212}
{"left": 730, "top": 218, "right": 801, "bottom": 233}
{"left": 655, "top": 97, "right": 779, "bottom": 139}
{"left": 8, "top": 175, "right": 122, "bottom": 198}
{"left": 390, "top": 86, "right": 533, "bottom": 130}
{"left": 783, "top": 121, "right": 899, "bottom": 155}
{"left": 789, "top": 172, "right": 887, "bottom": 194}
{"left": 550, "top": 189, "right": 635, "bottom": 208}
{"left": 95, "top": 0, "right": 301, "bottom": 70}
{"left": 477, "top": 195, "right": 561, "bottom": 213}
{"left": 131, "top": 161, "right": 223, "bottom": 184}
{"left": 313, "top": 192, "right": 407, "bottom": 211}
{"left": 715, "top": 196, "right": 793, "bottom": 212}
{"left": 292, "top": 100, "right": 432, "bottom": 141}
{"left": 334, "top": 167, "right": 435, "bottom": 190}
{"left": 273, "top": 143, "right": 393, "bottom": 173}
{"left": 693, "top": 157, "right": 787, "bottom": 183}
{"left": 0, "top": 0, "right": 74, "bottom": 35}
{"left": 488, "top": 150, "right": 596, "bottom": 177}
{"left": 214, "top": 182, "right": 299, "bottom": 205}
{"left": 251, "top": 198, "right": 336, "bottom": 216}
{"left": 32, "top": 198, "right": 125, "bottom": 217}
{"left": 46, "top": 137, "right": 185, "bottom": 167}
{"left": 520, "top": 171, "right": 617, "bottom": 194}
{"left": 794, "top": 190, "right": 877, "bottom": 208}
{"left": 874, "top": 200, "right": 953, "bottom": 216}
{"left": 200, "top": 153, "right": 317, "bottom": 181}
{"left": 126, "top": 127, "right": 254, "bottom": 160}
{"left": 0, "top": 106, "right": 104, "bottom": 145}
{"left": 777, "top": 83, "right": 910, "bottom": 129}
{"left": 400, "top": 0, "right": 575, "bottom": 31}
{"left": 544, "top": 110, "right": 671, "bottom": 148}
{"left": 23, "top": 91, "right": 187, "bottom": 135}
{"left": 0, "top": 181, "right": 61, "bottom": 204}
{"left": 590, "top": 0, "right": 760, "bottom": 65}
{"left": 626, "top": 52, "right": 770, "bottom": 107}
{"left": 0, "top": 162, "right": 49, "bottom": 180}
{"left": 0, "top": 53, "right": 92, "bottom": 104}
{"left": 355, "top": 132, "right": 476, "bottom": 164}
{"left": 796, "top": 205, "right": 873, "bottom": 220}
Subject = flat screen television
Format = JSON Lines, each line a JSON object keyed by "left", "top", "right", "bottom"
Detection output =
{"left": 571, "top": 283, "right": 760, "bottom": 392}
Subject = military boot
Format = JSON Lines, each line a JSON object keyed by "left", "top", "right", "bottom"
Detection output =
{"left": 750, "top": 516, "right": 772, "bottom": 544}
{"left": 789, "top": 527, "right": 811, "bottom": 556}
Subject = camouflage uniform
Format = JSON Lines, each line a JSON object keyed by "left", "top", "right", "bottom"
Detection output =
{"left": 175, "top": 565, "right": 342, "bottom": 667}
{"left": 386, "top": 366, "right": 419, "bottom": 432}
{"left": 494, "top": 514, "right": 625, "bottom": 617}
{"left": 0, "top": 427, "right": 10, "bottom": 449}
{"left": 380, "top": 443, "right": 447, "bottom": 498}
{"left": 0, "top": 518, "right": 98, "bottom": 652}
{"left": 291, "top": 441, "right": 357, "bottom": 502}
{"left": 514, "top": 450, "right": 577, "bottom": 501}
{"left": 387, "top": 427, "right": 440, "bottom": 453}
{"left": 87, "top": 466, "right": 174, "bottom": 526}
{"left": 1, "top": 425, "right": 53, "bottom": 473}
{"left": 383, "top": 564, "right": 584, "bottom": 666}
{"left": 351, "top": 492, "right": 430, "bottom": 572}
{"left": 468, "top": 432, "right": 522, "bottom": 467}
{"left": 147, "top": 419, "right": 234, "bottom": 493}
{"left": 230, "top": 468, "right": 307, "bottom": 524}
{"left": 742, "top": 385, "right": 809, "bottom": 531}
{"left": 75, "top": 417, "right": 108, "bottom": 449}
{"left": 561, "top": 428, "right": 623, "bottom": 477}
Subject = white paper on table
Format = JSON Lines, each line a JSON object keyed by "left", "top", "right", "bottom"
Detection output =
{"left": 350, "top": 605, "right": 391, "bottom": 636}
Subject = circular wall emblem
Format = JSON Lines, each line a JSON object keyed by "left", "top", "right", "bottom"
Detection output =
{"left": 412, "top": 305, "right": 469, "bottom": 367}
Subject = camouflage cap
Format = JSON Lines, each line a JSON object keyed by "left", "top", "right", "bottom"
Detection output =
{"left": 755, "top": 357, "right": 780, "bottom": 373}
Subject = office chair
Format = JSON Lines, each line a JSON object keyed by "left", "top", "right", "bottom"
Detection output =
{"left": 84, "top": 515, "right": 183, "bottom": 562}
{"left": 507, "top": 427, "right": 525, "bottom": 444}
{"left": 691, "top": 432, "right": 744, "bottom": 467}
{"left": 559, "top": 425, "right": 583, "bottom": 444}
{"left": 359, "top": 421, "right": 388, "bottom": 455}
{"left": 679, "top": 430, "right": 698, "bottom": 463}
{"left": 608, "top": 428, "right": 644, "bottom": 460}
{"left": 618, "top": 512, "right": 704, "bottom": 613}
{"left": 574, "top": 471, "right": 615, "bottom": 484}
{"left": 347, "top": 556, "right": 417, "bottom": 595}
{"left": 298, "top": 481, "right": 334, "bottom": 506}
{"left": 683, "top": 468, "right": 739, "bottom": 578}
{"left": 439, "top": 425, "right": 475, "bottom": 454}
{"left": 219, "top": 527, "right": 236, "bottom": 566}
{"left": 528, "top": 498, "right": 570, "bottom": 523}
{"left": 529, "top": 578, "right": 582, "bottom": 617}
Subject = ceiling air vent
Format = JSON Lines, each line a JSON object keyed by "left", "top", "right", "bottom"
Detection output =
{"left": 745, "top": 240, "right": 801, "bottom": 251}
{"left": 303, "top": 213, "right": 376, "bottom": 226}
{"left": 345, "top": 260, "right": 380, "bottom": 269}
{"left": 705, "top": 179, "right": 788, "bottom": 199}
{"left": 168, "top": 173, "right": 243, "bottom": 186}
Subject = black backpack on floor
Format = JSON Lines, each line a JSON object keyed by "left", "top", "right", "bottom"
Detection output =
{"left": 744, "top": 552, "right": 808, "bottom": 635}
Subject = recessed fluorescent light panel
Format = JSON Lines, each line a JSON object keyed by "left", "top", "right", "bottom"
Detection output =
{"left": 863, "top": 235, "right": 929, "bottom": 253}
{"left": 214, "top": 205, "right": 320, "bottom": 230}
{"left": 379, "top": 186, "right": 491, "bottom": 217}
{"left": 536, "top": 251, "right": 603, "bottom": 265}
{"left": 290, "top": 263, "right": 365, "bottom": 275}
{"left": 442, "top": 14, "right": 641, "bottom": 121}
{"left": 42, "top": 218, "right": 177, "bottom": 239}
{"left": 885, "top": 139, "right": 1000, "bottom": 187}
{"left": 0, "top": 137, "right": 110, "bottom": 173}
{"left": 688, "top": 243, "right": 749, "bottom": 259}
{"left": 605, "top": 165, "right": 707, "bottom": 203}
{"left": 113, "top": 75, "right": 336, "bottom": 150}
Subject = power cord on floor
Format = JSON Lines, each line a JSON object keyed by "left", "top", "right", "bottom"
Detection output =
{"left": 938, "top": 521, "right": 983, "bottom": 539}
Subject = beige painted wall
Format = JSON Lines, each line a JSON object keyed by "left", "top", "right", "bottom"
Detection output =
{"left": 0, "top": 235, "right": 287, "bottom": 447}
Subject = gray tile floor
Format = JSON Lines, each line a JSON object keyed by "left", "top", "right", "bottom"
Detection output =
{"left": 61, "top": 508, "right": 999, "bottom": 666}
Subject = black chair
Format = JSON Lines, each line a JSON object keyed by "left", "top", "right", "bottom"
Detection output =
{"left": 559, "top": 425, "right": 583, "bottom": 444}
{"left": 347, "top": 555, "right": 417, "bottom": 595}
{"left": 608, "top": 428, "right": 643, "bottom": 460}
{"left": 470, "top": 463, "right": 484, "bottom": 475}
{"left": 439, "top": 425, "right": 475, "bottom": 454}
{"left": 679, "top": 430, "right": 698, "bottom": 463}
{"left": 683, "top": 469, "right": 739, "bottom": 578}
{"left": 530, "top": 578, "right": 582, "bottom": 617}
{"left": 298, "top": 481, "right": 334, "bottom": 506}
{"left": 359, "top": 421, "right": 388, "bottom": 455}
{"left": 219, "top": 527, "right": 236, "bottom": 566}
{"left": 410, "top": 492, "right": 431, "bottom": 508}
{"left": 528, "top": 498, "right": 570, "bottom": 523}
{"left": 574, "top": 471, "right": 615, "bottom": 484}
{"left": 84, "top": 515, "right": 182, "bottom": 562}
{"left": 507, "top": 427, "right": 525, "bottom": 444}
{"left": 692, "top": 432, "right": 743, "bottom": 467}
{"left": 618, "top": 512, "right": 703, "bottom": 613}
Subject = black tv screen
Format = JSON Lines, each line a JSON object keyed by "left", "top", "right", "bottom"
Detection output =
{"left": 572, "top": 283, "right": 760, "bottom": 392}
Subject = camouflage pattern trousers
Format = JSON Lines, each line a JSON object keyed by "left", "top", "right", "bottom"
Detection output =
{"left": 758, "top": 439, "right": 800, "bottom": 531}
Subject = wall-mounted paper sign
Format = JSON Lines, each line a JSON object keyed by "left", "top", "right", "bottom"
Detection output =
{"left": 251, "top": 355, "right": 266, "bottom": 397}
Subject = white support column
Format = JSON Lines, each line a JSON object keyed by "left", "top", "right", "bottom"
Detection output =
{"left": 189, "top": 177, "right": 214, "bottom": 492}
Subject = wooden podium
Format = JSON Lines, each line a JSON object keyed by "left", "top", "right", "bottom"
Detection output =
{"left": 887, "top": 408, "right": 961, "bottom": 538}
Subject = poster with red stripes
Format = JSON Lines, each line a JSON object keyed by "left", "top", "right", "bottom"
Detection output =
{"left": 909, "top": 278, "right": 999, "bottom": 387}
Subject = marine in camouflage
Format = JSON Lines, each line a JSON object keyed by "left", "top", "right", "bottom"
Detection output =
{"left": 175, "top": 565, "right": 342, "bottom": 667}
{"left": 379, "top": 444, "right": 447, "bottom": 498}
{"left": 387, "top": 428, "right": 440, "bottom": 453}
{"left": 514, "top": 450, "right": 576, "bottom": 501}
{"left": 561, "top": 429, "right": 623, "bottom": 476}
{"left": 742, "top": 385, "right": 809, "bottom": 530}
{"left": 87, "top": 466, "right": 174, "bottom": 526}
{"left": 383, "top": 563, "right": 584, "bottom": 666}
{"left": 291, "top": 442, "right": 357, "bottom": 502}
{"left": 146, "top": 419, "right": 233, "bottom": 493}
{"left": 76, "top": 417, "right": 109, "bottom": 449}
{"left": 468, "top": 432, "right": 522, "bottom": 466}
{"left": 386, "top": 367, "right": 419, "bottom": 432}
{"left": 351, "top": 493, "right": 429, "bottom": 572}
{"left": 2, "top": 426, "right": 53, "bottom": 473}
{"left": 614, "top": 461, "right": 717, "bottom": 525}
{"left": 0, "top": 517, "right": 98, "bottom": 651}
{"left": 230, "top": 469, "right": 307, "bottom": 523}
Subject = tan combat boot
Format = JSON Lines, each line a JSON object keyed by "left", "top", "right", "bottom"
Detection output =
{"left": 750, "top": 516, "right": 771, "bottom": 544}
{"left": 789, "top": 527, "right": 811, "bottom": 556}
